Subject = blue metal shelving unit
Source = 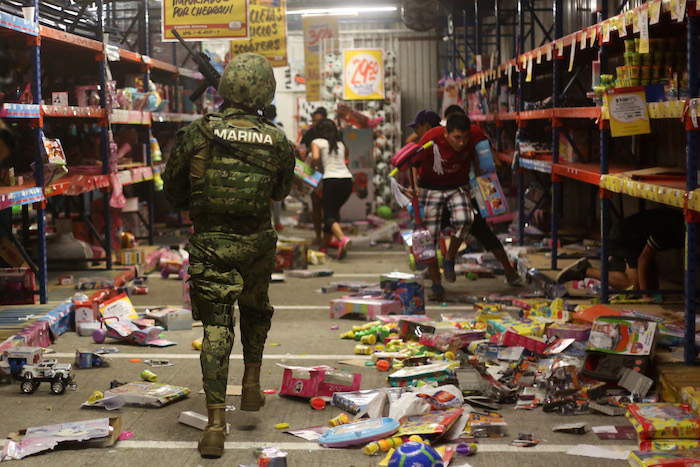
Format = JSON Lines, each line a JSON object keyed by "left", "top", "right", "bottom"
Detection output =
{"left": 29, "top": 0, "right": 47, "bottom": 304}
{"left": 550, "top": 0, "right": 563, "bottom": 270}
{"left": 684, "top": 13, "right": 699, "bottom": 364}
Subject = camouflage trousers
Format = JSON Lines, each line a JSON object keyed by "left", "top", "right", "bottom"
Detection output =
{"left": 186, "top": 229, "right": 276, "bottom": 404}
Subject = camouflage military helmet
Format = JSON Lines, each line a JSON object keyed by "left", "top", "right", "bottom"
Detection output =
{"left": 219, "top": 53, "right": 276, "bottom": 110}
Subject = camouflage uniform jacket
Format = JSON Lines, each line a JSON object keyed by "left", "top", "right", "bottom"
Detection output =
{"left": 164, "top": 108, "right": 295, "bottom": 233}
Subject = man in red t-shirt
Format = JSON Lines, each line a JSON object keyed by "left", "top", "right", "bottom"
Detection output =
{"left": 411, "top": 113, "right": 486, "bottom": 300}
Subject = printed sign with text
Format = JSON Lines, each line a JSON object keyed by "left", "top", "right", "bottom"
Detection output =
{"left": 343, "top": 49, "right": 384, "bottom": 100}
{"left": 162, "top": 0, "right": 249, "bottom": 41}
{"left": 231, "top": 0, "right": 287, "bottom": 66}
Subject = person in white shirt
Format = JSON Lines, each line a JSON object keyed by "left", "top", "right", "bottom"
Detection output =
{"left": 310, "top": 118, "right": 353, "bottom": 260}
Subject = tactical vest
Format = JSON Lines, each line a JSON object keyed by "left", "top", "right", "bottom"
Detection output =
{"left": 188, "top": 112, "right": 281, "bottom": 219}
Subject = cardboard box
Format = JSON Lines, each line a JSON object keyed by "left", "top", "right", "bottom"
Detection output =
{"left": 278, "top": 364, "right": 361, "bottom": 398}
{"left": 380, "top": 272, "right": 425, "bottom": 315}
{"left": 0, "top": 268, "right": 36, "bottom": 305}
{"left": 275, "top": 244, "right": 307, "bottom": 272}
{"left": 115, "top": 247, "right": 145, "bottom": 265}
{"left": 145, "top": 307, "right": 193, "bottom": 331}
{"left": 330, "top": 294, "right": 402, "bottom": 320}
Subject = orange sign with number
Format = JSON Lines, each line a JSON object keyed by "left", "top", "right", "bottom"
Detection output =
{"left": 343, "top": 49, "right": 384, "bottom": 100}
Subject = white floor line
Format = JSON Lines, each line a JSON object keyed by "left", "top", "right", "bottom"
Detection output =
{"left": 133, "top": 305, "right": 474, "bottom": 311}
{"left": 346, "top": 250, "right": 406, "bottom": 255}
{"left": 51, "top": 353, "right": 370, "bottom": 360}
{"left": 0, "top": 439, "right": 634, "bottom": 453}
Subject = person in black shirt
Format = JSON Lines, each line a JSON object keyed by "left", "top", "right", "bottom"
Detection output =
{"left": 556, "top": 208, "right": 688, "bottom": 295}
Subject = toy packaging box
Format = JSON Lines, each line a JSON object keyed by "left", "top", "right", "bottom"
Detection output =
{"left": 82, "top": 382, "right": 190, "bottom": 408}
{"left": 588, "top": 317, "right": 657, "bottom": 355}
{"left": 545, "top": 323, "right": 592, "bottom": 341}
{"left": 638, "top": 439, "right": 700, "bottom": 451}
{"left": 291, "top": 158, "right": 322, "bottom": 198}
{"left": 469, "top": 140, "right": 508, "bottom": 218}
{"left": 396, "top": 408, "right": 464, "bottom": 437}
{"left": 466, "top": 411, "right": 508, "bottom": 437}
{"left": 379, "top": 272, "right": 425, "bottom": 315}
{"left": 332, "top": 387, "right": 408, "bottom": 414}
{"left": 0, "top": 268, "right": 36, "bottom": 305}
{"left": 387, "top": 362, "right": 456, "bottom": 387}
{"left": 330, "top": 294, "right": 402, "bottom": 320}
{"left": 277, "top": 365, "right": 361, "bottom": 398}
{"left": 626, "top": 403, "right": 700, "bottom": 439}
{"left": 628, "top": 449, "right": 700, "bottom": 467}
{"left": 275, "top": 243, "right": 307, "bottom": 272}
{"left": 115, "top": 247, "right": 146, "bottom": 265}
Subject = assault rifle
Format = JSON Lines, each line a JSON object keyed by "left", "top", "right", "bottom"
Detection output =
{"left": 171, "top": 29, "right": 223, "bottom": 103}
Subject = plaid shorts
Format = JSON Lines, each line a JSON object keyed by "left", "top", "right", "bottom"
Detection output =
{"left": 420, "top": 186, "right": 474, "bottom": 240}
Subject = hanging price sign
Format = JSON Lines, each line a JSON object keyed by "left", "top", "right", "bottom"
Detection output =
{"left": 343, "top": 49, "right": 384, "bottom": 100}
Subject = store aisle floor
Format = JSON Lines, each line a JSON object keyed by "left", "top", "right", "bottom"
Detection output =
{"left": 0, "top": 226, "right": 636, "bottom": 466}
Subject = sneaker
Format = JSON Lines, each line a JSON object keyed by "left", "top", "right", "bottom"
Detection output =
{"left": 429, "top": 283, "right": 445, "bottom": 301}
{"left": 505, "top": 273, "right": 525, "bottom": 286}
{"left": 443, "top": 259, "right": 456, "bottom": 283}
{"left": 555, "top": 258, "right": 592, "bottom": 283}
{"left": 337, "top": 236, "right": 352, "bottom": 260}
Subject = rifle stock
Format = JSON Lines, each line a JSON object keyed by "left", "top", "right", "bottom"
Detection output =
{"left": 171, "top": 29, "right": 222, "bottom": 102}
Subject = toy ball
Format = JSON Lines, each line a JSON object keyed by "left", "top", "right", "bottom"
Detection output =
{"left": 385, "top": 50, "right": 397, "bottom": 63}
{"left": 375, "top": 135, "right": 387, "bottom": 149}
{"left": 376, "top": 161, "right": 388, "bottom": 173}
{"left": 377, "top": 205, "right": 393, "bottom": 220}
{"left": 324, "top": 77, "right": 336, "bottom": 90}
{"left": 385, "top": 60, "right": 395, "bottom": 72}
{"left": 381, "top": 122, "right": 396, "bottom": 135}
{"left": 381, "top": 185, "right": 391, "bottom": 198}
{"left": 93, "top": 328, "right": 107, "bottom": 344}
{"left": 373, "top": 175, "right": 383, "bottom": 186}
{"left": 320, "top": 87, "right": 333, "bottom": 100}
{"left": 321, "top": 63, "right": 333, "bottom": 78}
{"left": 333, "top": 84, "right": 344, "bottom": 99}
{"left": 332, "top": 59, "right": 343, "bottom": 75}
{"left": 366, "top": 101, "right": 378, "bottom": 110}
{"left": 389, "top": 441, "right": 444, "bottom": 467}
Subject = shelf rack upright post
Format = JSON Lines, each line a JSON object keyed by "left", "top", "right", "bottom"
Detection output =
{"left": 517, "top": 0, "right": 526, "bottom": 245}
{"left": 599, "top": 0, "right": 611, "bottom": 304}
{"left": 97, "top": 0, "right": 113, "bottom": 270}
{"left": 550, "top": 0, "right": 564, "bottom": 271}
{"left": 684, "top": 11, "right": 699, "bottom": 363}
{"left": 29, "top": 0, "right": 47, "bottom": 304}
{"left": 141, "top": 0, "right": 155, "bottom": 245}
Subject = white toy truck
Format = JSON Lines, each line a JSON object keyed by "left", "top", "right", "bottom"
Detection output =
{"left": 19, "top": 359, "right": 75, "bottom": 394}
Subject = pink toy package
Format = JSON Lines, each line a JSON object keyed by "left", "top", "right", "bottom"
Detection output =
{"left": 277, "top": 364, "right": 361, "bottom": 398}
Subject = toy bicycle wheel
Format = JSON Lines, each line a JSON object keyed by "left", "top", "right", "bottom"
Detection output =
{"left": 409, "top": 254, "right": 416, "bottom": 271}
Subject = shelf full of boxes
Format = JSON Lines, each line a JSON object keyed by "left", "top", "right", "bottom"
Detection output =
{"left": 0, "top": 2, "right": 204, "bottom": 304}
{"left": 464, "top": 0, "right": 699, "bottom": 362}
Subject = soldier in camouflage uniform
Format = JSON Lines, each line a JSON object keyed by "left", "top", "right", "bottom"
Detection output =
{"left": 163, "top": 53, "right": 295, "bottom": 459}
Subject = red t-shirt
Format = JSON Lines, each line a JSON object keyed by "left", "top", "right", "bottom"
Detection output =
{"left": 415, "top": 125, "right": 487, "bottom": 189}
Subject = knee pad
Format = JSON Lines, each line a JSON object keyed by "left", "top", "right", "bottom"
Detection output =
{"left": 192, "top": 297, "right": 236, "bottom": 327}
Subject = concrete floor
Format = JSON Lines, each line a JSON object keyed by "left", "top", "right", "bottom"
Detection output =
{"left": 0, "top": 224, "right": 638, "bottom": 466}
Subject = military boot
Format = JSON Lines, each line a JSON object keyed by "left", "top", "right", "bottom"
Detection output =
{"left": 198, "top": 403, "right": 227, "bottom": 458}
{"left": 240, "top": 362, "right": 265, "bottom": 411}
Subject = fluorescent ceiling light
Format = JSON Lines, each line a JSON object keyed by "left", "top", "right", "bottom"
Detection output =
{"left": 286, "top": 6, "right": 397, "bottom": 15}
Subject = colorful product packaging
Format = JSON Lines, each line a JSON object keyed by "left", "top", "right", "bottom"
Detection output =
{"left": 588, "top": 317, "right": 657, "bottom": 355}
{"left": 387, "top": 362, "right": 456, "bottom": 387}
{"left": 275, "top": 243, "right": 308, "bottom": 272}
{"left": 626, "top": 403, "right": 700, "bottom": 439}
{"left": 546, "top": 323, "right": 592, "bottom": 341}
{"left": 278, "top": 364, "right": 361, "bottom": 398}
{"left": 0, "top": 268, "right": 36, "bottom": 305}
{"left": 379, "top": 272, "right": 425, "bottom": 315}
{"left": 330, "top": 294, "right": 403, "bottom": 320}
